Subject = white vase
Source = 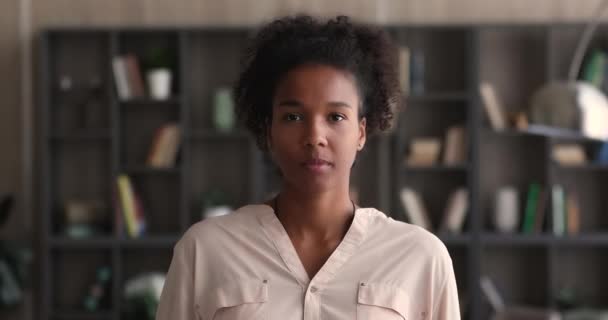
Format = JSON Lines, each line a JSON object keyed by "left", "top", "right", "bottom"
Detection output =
{"left": 147, "top": 68, "right": 172, "bottom": 100}
{"left": 494, "top": 187, "right": 519, "bottom": 233}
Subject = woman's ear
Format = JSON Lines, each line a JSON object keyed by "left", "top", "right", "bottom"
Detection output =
{"left": 357, "top": 117, "right": 366, "bottom": 151}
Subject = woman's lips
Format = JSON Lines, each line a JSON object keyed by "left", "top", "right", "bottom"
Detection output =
{"left": 302, "top": 159, "right": 332, "bottom": 173}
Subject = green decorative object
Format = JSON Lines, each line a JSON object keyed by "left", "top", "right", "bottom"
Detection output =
{"left": 213, "top": 87, "right": 236, "bottom": 132}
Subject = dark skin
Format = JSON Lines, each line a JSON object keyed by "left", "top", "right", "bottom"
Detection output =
{"left": 263, "top": 63, "right": 367, "bottom": 280}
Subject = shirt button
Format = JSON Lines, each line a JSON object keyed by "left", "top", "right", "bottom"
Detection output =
{"left": 310, "top": 286, "right": 318, "bottom": 293}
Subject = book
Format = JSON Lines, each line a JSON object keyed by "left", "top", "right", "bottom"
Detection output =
{"left": 406, "top": 137, "right": 441, "bottom": 166}
{"left": 117, "top": 175, "right": 138, "bottom": 237}
{"left": 440, "top": 187, "right": 469, "bottom": 233}
{"left": 534, "top": 186, "right": 548, "bottom": 233}
{"left": 552, "top": 144, "right": 587, "bottom": 166}
{"left": 522, "top": 183, "right": 540, "bottom": 234}
{"left": 124, "top": 53, "right": 145, "bottom": 99}
{"left": 399, "top": 188, "right": 432, "bottom": 230}
{"left": 552, "top": 185, "right": 565, "bottom": 236}
{"left": 566, "top": 191, "right": 580, "bottom": 235}
{"left": 443, "top": 126, "right": 467, "bottom": 165}
{"left": 479, "top": 82, "right": 507, "bottom": 130}
{"left": 112, "top": 56, "right": 131, "bottom": 101}
{"left": 596, "top": 142, "right": 608, "bottom": 164}
{"left": 480, "top": 275, "right": 505, "bottom": 312}
{"left": 582, "top": 49, "right": 606, "bottom": 88}
{"left": 146, "top": 123, "right": 181, "bottom": 168}
{"left": 398, "top": 46, "right": 410, "bottom": 94}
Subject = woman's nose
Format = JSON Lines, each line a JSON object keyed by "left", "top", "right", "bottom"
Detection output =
{"left": 303, "top": 118, "right": 328, "bottom": 148}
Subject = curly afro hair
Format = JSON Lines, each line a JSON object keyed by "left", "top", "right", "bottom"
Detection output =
{"left": 234, "top": 14, "right": 402, "bottom": 152}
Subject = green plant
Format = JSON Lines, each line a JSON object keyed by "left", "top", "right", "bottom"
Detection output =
{"left": 144, "top": 46, "right": 173, "bottom": 70}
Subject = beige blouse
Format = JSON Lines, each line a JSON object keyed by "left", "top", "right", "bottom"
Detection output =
{"left": 155, "top": 204, "right": 460, "bottom": 320}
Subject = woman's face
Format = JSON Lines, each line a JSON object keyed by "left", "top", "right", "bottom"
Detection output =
{"left": 268, "top": 64, "right": 366, "bottom": 193}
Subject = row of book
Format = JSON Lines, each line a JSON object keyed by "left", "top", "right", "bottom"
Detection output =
{"left": 399, "top": 183, "right": 581, "bottom": 236}
{"left": 398, "top": 46, "right": 425, "bottom": 94}
{"left": 112, "top": 54, "right": 146, "bottom": 101}
{"left": 406, "top": 125, "right": 467, "bottom": 166}
{"left": 399, "top": 187, "right": 469, "bottom": 233}
{"left": 522, "top": 183, "right": 580, "bottom": 236}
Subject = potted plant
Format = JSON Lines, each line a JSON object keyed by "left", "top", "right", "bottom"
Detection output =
{"left": 144, "top": 46, "right": 173, "bottom": 100}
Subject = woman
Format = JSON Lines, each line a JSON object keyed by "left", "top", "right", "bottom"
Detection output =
{"left": 156, "top": 15, "right": 460, "bottom": 320}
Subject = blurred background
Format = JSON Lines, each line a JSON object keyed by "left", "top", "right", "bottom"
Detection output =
{"left": 2, "top": 1, "right": 608, "bottom": 320}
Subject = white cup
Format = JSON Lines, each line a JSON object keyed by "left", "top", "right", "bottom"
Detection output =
{"left": 147, "top": 69, "right": 172, "bottom": 100}
{"left": 494, "top": 187, "right": 519, "bottom": 233}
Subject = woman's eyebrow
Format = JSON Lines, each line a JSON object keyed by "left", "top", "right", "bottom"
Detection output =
{"left": 276, "top": 100, "right": 352, "bottom": 109}
{"left": 327, "top": 101, "right": 352, "bottom": 109}
{"left": 277, "top": 100, "right": 302, "bottom": 108}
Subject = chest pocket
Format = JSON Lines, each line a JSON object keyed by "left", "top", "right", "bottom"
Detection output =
{"left": 202, "top": 280, "right": 268, "bottom": 320}
{"left": 357, "top": 281, "right": 409, "bottom": 320}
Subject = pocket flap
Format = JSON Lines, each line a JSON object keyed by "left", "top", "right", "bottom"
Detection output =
{"left": 357, "top": 282, "right": 409, "bottom": 318}
{"left": 214, "top": 280, "right": 268, "bottom": 309}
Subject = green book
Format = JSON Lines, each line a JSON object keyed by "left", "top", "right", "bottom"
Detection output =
{"left": 582, "top": 49, "right": 606, "bottom": 88}
{"left": 522, "top": 183, "right": 540, "bottom": 234}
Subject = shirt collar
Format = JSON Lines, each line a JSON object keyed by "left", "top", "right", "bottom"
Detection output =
{"left": 256, "top": 204, "right": 371, "bottom": 287}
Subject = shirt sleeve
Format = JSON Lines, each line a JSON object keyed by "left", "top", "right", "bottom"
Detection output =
{"left": 155, "top": 237, "right": 199, "bottom": 320}
{"left": 432, "top": 257, "right": 461, "bottom": 320}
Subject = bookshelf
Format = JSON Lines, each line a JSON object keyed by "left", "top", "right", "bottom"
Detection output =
{"left": 39, "top": 24, "right": 608, "bottom": 320}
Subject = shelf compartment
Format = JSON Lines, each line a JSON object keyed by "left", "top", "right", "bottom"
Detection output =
{"left": 389, "top": 28, "right": 469, "bottom": 93}
{"left": 117, "top": 30, "right": 181, "bottom": 99}
{"left": 395, "top": 169, "right": 469, "bottom": 233}
{"left": 120, "top": 100, "right": 180, "bottom": 168}
{"left": 481, "top": 247, "right": 549, "bottom": 317}
{"left": 118, "top": 174, "right": 182, "bottom": 236}
{"left": 51, "top": 143, "right": 113, "bottom": 237}
{"left": 48, "top": 31, "right": 112, "bottom": 133}
{"left": 186, "top": 30, "right": 248, "bottom": 130}
{"left": 51, "top": 249, "right": 114, "bottom": 314}
{"left": 553, "top": 248, "right": 608, "bottom": 309}
{"left": 552, "top": 170, "right": 608, "bottom": 233}
{"left": 188, "top": 139, "right": 254, "bottom": 226}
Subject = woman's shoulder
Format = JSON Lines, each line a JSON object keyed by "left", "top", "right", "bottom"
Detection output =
{"left": 362, "top": 207, "right": 451, "bottom": 260}
{"left": 176, "top": 204, "right": 270, "bottom": 246}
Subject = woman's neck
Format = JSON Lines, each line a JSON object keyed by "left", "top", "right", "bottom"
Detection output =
{"left": 271, "top": 186, "right": 356, "bottom": 243}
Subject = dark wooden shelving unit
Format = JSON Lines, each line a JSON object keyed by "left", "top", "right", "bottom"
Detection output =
{"left": 39, "top": 24, "right": 608, "bottom": 320}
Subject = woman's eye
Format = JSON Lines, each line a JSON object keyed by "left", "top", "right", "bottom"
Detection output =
{"left": 329, "top": 114, "right": 345, "bottom": 122}
{"left": 285, "top": 113, "right": 302, "bottom": 121}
